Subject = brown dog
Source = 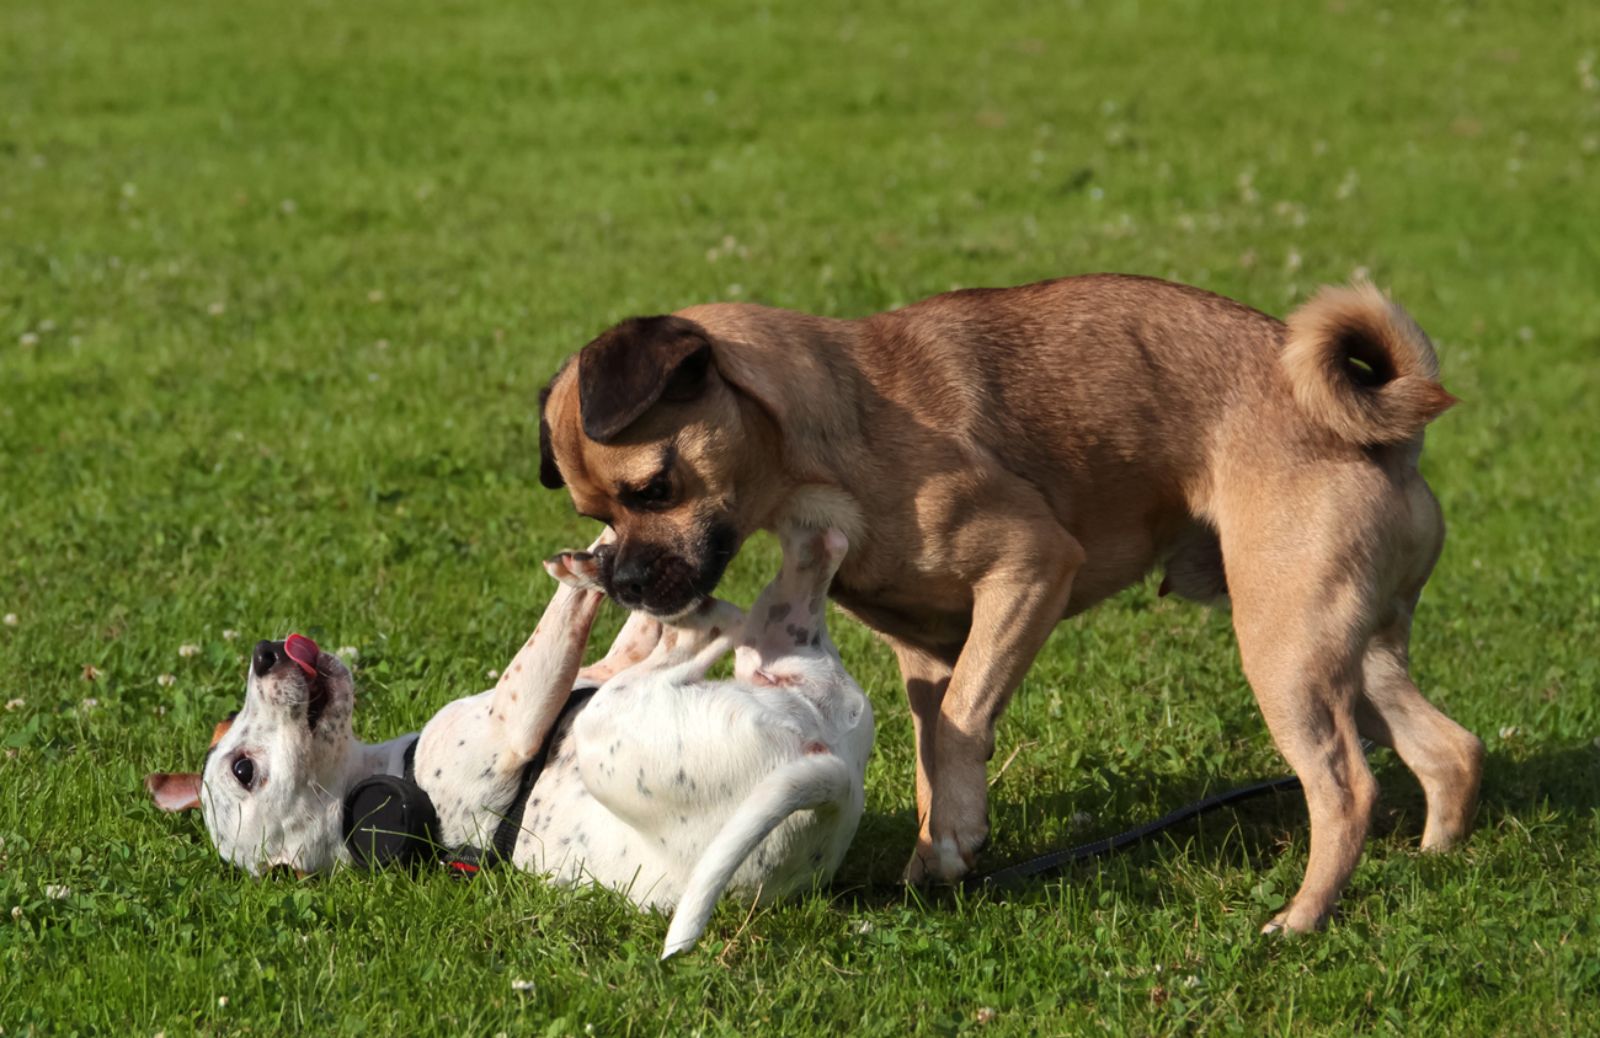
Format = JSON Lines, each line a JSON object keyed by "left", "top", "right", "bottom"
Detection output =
{"left": 537, "top": 273, "right": 1484, "bottom": 933}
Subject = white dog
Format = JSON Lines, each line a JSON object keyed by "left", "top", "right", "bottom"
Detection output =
{"left": 147, "top": 525, "right": 873, "bottom": 957}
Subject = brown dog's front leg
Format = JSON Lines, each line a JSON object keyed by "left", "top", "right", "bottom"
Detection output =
{"left": 886, "top": 638, "right": 955, "bottom": 840}
{"left": 904, "top": 534, "right": 1082, "bottom": 885}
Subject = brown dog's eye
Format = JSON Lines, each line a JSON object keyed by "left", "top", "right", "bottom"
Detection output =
{"left": 621, "top": 474, "right": 674, "bottom": 512}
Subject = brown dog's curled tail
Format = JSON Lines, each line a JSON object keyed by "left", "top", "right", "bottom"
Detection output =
{"left": 1281, "top": 281, "right": 1457, "bottom": 445}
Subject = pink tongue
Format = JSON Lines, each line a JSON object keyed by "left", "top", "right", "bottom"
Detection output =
{"left": 284, "top": 633, "right": 320, "bottom": 677}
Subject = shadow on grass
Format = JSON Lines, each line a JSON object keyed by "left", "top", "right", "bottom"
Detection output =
{"left": 829, "top": 741, "right": 1600, "bottom": 909}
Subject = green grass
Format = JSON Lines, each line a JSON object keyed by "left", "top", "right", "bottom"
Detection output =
{"left": 3, "top": 0, "right": 1599, "bottom": 1033}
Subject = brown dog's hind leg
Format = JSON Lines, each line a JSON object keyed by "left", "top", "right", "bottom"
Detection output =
{"left": 1222, "top": 500, "right": 1382, "bottom": 934}
{"left": 1356, "top": 615, "right": 1483, "bottom": 850}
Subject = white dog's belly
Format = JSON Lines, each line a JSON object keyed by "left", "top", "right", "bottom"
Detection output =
{"left": 507, "top": 679, "right": 861, "bottom": 910}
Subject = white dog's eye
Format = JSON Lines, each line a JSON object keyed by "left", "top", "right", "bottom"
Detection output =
{"left": 231, "top": 756, "right": 255, "bottom": 788}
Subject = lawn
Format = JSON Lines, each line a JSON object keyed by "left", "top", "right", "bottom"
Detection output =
{"left": 3, "top": 0, "right": 1598, "bottom": 1033}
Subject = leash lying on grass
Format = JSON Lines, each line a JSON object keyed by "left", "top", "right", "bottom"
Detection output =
{"left": 971, "top": 772, "right": 1306, "bottom": 889}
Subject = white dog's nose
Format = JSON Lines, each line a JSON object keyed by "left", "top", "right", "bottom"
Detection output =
{"left": 252, "top": 640, "right": 282, "bottom": 678}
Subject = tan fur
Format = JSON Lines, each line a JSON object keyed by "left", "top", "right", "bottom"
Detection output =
{"left": 540, "top": 273, "right": 1483, "bottom": 933}
{"left": 1281, "top": 281, "right": 1457, "bottom": 444}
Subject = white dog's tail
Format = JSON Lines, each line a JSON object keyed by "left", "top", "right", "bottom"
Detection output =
{"left": 661, "top": 753, "right": 852, "bottom": 959}
{"left": 1281, "top": 281, "right": 1456, "bottom": 445}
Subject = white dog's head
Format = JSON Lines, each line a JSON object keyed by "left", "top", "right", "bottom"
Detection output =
{"left": 146, "top": 634, "right": 358, "bottom": 876}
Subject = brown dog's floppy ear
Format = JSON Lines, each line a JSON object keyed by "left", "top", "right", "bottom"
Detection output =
{"left": 578, "top": 316, "right": 713, "bottom": 443}
{"left": 146, "top": 772, "right": 202, "bottom": 812}
{"left": 538, "top": 380, "right": 564, "bottom": 489}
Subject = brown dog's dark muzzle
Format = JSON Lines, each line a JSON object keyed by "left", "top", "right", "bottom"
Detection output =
{"left": 601, "top": 524, "right": 738, "bottom": 617}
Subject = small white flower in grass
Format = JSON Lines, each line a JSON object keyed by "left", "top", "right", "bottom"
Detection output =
{"left": 975, "top": 1007, "right": 997, "bottom": 1025}
{"left": 1517, "top": 327, "right": 1534, "bottom": 343}
{"left": 367, "top": 289, "right": 385, "bottom": 304}
{"left": 367, "top": 373, "right": 380, "bottom": 382}
{"left": 178, "top": 644, "right": 200, "bottom": 658}
{"left": 279, "top": 198, "right": 297, "bottom": 215}
{"left": 10, "top": 905, "right": 22, "bottom": 920}
{"left": 157, "top": 674, "right": 176, "bottom": 688}
{"left": 374, "top": 338, "right": 390, "bottom": 350}
{"left": 45, "top": 884, "right": 69, "bottom": 900}
{"left": 38, "top": 319, "right": 55, "bottom": 333}
{"left": 511, "top": 978, "right": 536, "bottom": 992}
{"left": 207, "top": 301, "right": 225, "bottom": 316}
{"left": 855, "top": 920, "right": 873, "bottom": 935}
{"left": 3, "top": 614, "right": 17, "bottom": 627}
{"left": 486, "top": 668, "right": 499, "bottom": 680}
{"left": 217, "top": 996, "right": 229, "bottom": 1008}
{"left": 1071, "top": 810, "right": 1094, "bottom": 829}
{"left": 1285, "top": 249, "right": 1303, "bottom": 273}
{"left": 1499, "top": 725, "right": 1520, "bottom": 740}
{"left": 336, "top": 646, "right": 359, "bottom": 662}
{"left": 1235, "top": 170, "right": 1259, "bottom": 206}
{"left": 222, "top": 629, "right": 238, "bottom": 641}
{"left": 80, "top": 698, "right": 99, "bottom": 712}
{"left": 3, "top": 699, "right": 20, "bottom": 712}
{"left": 18, "top": 332, "right": 37, "bottom": 347}
{"left": 1336, "top": 170, "right": 1360, "bottom": 200}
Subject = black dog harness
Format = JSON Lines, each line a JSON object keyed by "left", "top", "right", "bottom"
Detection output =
{"left": 341, "top": 687, "right": 598, "bottom": 876}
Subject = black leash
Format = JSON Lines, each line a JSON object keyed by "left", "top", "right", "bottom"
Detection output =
{"left": 969, "top": 772, "right": 1304, "bottom": 889}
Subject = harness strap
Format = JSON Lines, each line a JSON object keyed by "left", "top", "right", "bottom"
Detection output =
{"left": 448, "top": 685, "right": 599, "bottom": 875}
{"left": 402, "top": 735, "right": 420, "bottom": 783}
{"left": 488, "top": 686, "right": 599, "bottom": 864}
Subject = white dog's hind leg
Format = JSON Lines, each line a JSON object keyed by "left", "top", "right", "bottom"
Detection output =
{"left": 737, "top": 525, "right": 848, "bottom": 680}
{"left": 578, "top": 610, "right": 664, "bottom": 686}
{"left": 660, "top": 752, "right": 852, "bottom": 959}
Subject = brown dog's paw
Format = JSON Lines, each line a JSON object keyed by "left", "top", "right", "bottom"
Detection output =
{"left": 1260, "top": 901, "right": 1331, "bottom": 936}
{"left": 901, "top": 829, "right": 982, "bottom": 886}
{"left": 544, "top": 549, "right": 604, "bottom": 590}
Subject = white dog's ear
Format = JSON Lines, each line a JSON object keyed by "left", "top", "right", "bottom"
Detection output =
{"left": 146, "top": 772, "right": 202, "bottom": 812}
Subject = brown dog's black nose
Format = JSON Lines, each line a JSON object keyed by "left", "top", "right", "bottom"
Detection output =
{"left": 252, "top": 640, "right": 283, "bottom": 678}
{"left": 610, "top": 556, "right": 650, "bottom": 607}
